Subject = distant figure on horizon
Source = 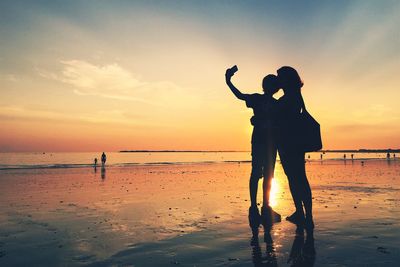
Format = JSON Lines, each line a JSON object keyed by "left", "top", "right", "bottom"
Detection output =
{"left": 343, "top": 154, "right": 346, "bottom": 160}
{"left": 351, "top": 154, "right": 354, "bottom": 160}
{"left": 94, "top": 157, "right": 98, "bottom": 166}
{"left": 320, "top": 154, "right": 323, "bottom": 160}
{"left": 387, "top": 152, "right": 390, "bottom": 160}
{"left": 101, "top": 152, "right": 107, "bottom": 166}
{"left": 225, "top": 65, "right": 281, "bottom": 227}
{"left": 394, "top": 153, "right": 396, "bottom": 159}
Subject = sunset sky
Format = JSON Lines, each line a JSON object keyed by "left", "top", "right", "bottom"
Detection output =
{"left": 1, "top": 0, "right": 399, "bottom": 152}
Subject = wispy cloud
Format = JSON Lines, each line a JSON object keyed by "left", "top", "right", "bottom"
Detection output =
{"left": 37, "top": 60, "right": 195, "bottom": 106}
{"left": 0, "top": 105, "right": 150, "bottom": 126}
{"left": 59, "top": 60, "right": 145, "bottom": 100}
{"left": 352, "top": 104, "right": 397, "bottom": 122}
{"left": 333, "top": 123, "right": 396, "bottom": 133}
{"left": 0, "top": 74, "right": 18, "bottom": 82}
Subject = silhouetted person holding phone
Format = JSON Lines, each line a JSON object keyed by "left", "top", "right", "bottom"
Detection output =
{"left": 275, "top": 66, "right": 314, "bottom": 230}
{"left": 225, "top": 65, "right": 281, "bottom": 226}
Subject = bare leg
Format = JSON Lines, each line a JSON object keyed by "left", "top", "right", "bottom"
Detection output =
{"left": 250, "top": 175, "right": 259, "bottom": 207}
{"left": 280, "top": 150, "right": 303, "bottom": 214}
{"left": 287, "top": 175, "right": 304, "bottom": 214}
{"left": 262, "top": 177, "right": 271, "bottom": 207}
{"left": 296, "top": 153, "right": 313, "bottom": 218}
{"left": 301, "top": 175, "right": 312, "bottom": 218}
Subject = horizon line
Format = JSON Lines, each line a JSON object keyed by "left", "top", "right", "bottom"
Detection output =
{"left": 0, "top": 148, "right": 399, "bottom": 153}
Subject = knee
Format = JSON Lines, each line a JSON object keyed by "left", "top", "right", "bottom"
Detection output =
{"left": 298, "top": 173, "right": 309, "bottom": 185}
{"left": 263, "top": 167, "right": 274, "bottom": 179}
{"left": 250, "top": 172, "right": 261, "bottom": 182}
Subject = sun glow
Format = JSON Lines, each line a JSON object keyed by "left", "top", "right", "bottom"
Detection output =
{"left": 269, "top": 177, "right": 280, "bottom": 208}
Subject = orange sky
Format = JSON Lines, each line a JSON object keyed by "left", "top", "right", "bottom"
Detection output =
{"left": 1, "top": 1, "right": 399, "bottom": 152}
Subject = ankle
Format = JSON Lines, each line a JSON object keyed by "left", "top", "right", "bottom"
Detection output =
{"left": 250, "top": 205, "right": 259, "bottom": 211}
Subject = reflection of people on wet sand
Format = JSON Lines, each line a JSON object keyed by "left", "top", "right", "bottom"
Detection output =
{"left": 93, "top": 158, "right": 98, "bottom": 173}
{"left": 101, "top": 152, "right": 107, "bottom": 166}
{"left": 249, "top": 210, "right": 277, "bottom": 267}
{"left": 287, "top": 227, "right": 316, "bottom": 267}
{"left": 225, "top": 65, "right": 281, "bottom": 226}
{"left": 250, "top": 230, "right": 278, "bottom": 267}
{"left": 101, "top": 165, "right": 106, "bottom": 179}
{"left": 249, "top": 209, "right": 315, "bottom": 267}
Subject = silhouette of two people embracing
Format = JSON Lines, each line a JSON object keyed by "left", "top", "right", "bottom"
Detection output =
{"left": 225, "top": 66, "right": 315, "bottom": 231}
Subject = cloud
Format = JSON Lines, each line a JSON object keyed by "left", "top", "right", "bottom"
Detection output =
{"left": 37, "top": 60, "right": 192, "bottom": 106}
{"left": 0, "top": 74, "right": 18, "bottom": 82}
{"left": 0, "top": 105, "right": 149, "bottom": 126}
{"left": 352, "top": 104, "right": 398, "bottom": 122}
{"left": 60, "top": 60, "right": 144, "bottom": 98}
{"left": 333, "top": 122, "right": 400, "bottom": 134}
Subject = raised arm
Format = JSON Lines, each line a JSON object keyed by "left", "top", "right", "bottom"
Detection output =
{"left": 225, "top": 66, "right": 247, "bottom": 101}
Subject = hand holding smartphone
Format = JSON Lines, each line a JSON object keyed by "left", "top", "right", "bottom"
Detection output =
{"left": 226, "top": 65, "right": 238, "bottom": 79}
{"left": 230, "top": 65, "right": 238, "bottom": 74}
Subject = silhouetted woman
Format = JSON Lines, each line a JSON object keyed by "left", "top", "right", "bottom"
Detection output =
{"left": 276, "top": 66, "right": 314, "bottom": 230}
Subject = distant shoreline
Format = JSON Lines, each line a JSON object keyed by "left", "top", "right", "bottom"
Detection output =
{"left": 320, "top": 149, "right": 400, "bottom": 153}
{"left": 119, "top": 149, "right": 400, "bottom": 153}
{"left": 119, "top": 150, "right": 248, "bottom": 153}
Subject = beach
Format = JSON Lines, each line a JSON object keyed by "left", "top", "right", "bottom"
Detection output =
{"left": 0, "top": 159, "right": 399, "bottom": 266}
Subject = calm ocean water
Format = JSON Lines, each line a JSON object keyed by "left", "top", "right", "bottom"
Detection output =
{"left": 0, "top": 151, "right": 395, "bottom": 170}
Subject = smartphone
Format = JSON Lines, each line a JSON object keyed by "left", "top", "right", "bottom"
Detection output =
{"left": 231, "top": 65, "right": 238, "bottom": 74}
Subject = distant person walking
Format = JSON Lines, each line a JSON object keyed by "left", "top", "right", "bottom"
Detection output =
{"left": 101, "top": 152, "right": 107, "bottom": 166}
{"left": 387, "top": 152, "right": 390, "bottom": 160}
{"left": 94, "top": 158, "right": 98, "bottom": 166}
{"left": 275, "top": 66, "right": 314, "bottom": 230}
{"left": 225, "top": 65, "right": 281, "bottom": 226}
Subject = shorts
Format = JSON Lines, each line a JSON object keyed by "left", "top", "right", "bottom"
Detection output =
{"left": 251, "top": 139, "right": 277, "bottom": 180}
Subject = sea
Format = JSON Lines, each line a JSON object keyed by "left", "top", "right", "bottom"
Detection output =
{"left": 0, "top": 151, "right": 395, "bottom": 170}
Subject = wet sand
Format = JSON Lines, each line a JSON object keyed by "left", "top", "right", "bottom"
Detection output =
{"left": 0, "top": 160, "right": 399, "bottom": 266}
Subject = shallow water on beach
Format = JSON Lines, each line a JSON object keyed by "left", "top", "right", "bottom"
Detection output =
{"left": 0, "top": 159, "right": 399, "bottom": 266}
{"left": 0, "top": 151, "right": 394, "bottom": 169}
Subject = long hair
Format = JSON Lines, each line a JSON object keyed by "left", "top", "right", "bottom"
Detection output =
{"left": 277, "top": 66, "right": 304, "bottom": 91}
